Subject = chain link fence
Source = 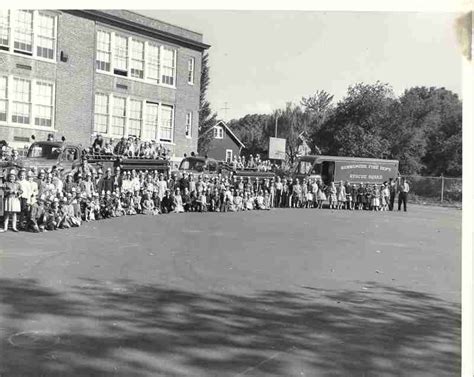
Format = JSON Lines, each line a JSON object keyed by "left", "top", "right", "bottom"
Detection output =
{"left": 405, "top": 175, "right": 462, "bottom": 206}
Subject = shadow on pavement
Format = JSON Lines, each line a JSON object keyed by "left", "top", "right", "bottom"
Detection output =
{"left": 0, "top": 278, "right": 460, "bottom": 377}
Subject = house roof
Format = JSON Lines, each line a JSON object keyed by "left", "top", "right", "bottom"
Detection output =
{"left": 200, "top": 120, "right": 246, "bottom": 149}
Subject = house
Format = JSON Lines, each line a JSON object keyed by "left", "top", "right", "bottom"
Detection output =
{"left": 0, "top": 9, "right": 209, "bottom": 158}
{"left": 200, "top": 120, "right": 245, "bottom": 162}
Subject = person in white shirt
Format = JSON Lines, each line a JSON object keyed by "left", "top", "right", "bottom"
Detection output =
{"left": 397, "top": 177, "right": 410, "bottom": 212}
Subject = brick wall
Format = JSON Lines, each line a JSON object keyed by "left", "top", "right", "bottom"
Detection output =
{"left": 55, "top": 12, "right": 96, "bottom": 146}
{"left": 0, "top": 10, "right": 204, "bottom": 158}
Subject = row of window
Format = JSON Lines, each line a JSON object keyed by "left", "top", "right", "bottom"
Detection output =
{"left": 94, "top": 93, "right": 193, "bottom": 143}
{"left": 0, "top": 10, "right": 197, "bottom": 88}
{"left": 96, "top": 30, "right": 195, "bottom": 87}
{"left": 0, "top": 75, "right": 54, "bottom": 127}
{"left": 0, "top": 10, "right": 56, "bottom": 60}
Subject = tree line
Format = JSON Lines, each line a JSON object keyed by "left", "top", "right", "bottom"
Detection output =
{"left": 198, "top": 54, "right": 462, "bottom": 177}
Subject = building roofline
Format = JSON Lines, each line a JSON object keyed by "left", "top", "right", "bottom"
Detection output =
{"left": 200, "top": 120, "right": 246, "bottom": 149}
{"left": 62, "top": 9, "right": 211, "bottom": 52}
{"left": 127, "top": 10, "right": 203, "bottom": 39}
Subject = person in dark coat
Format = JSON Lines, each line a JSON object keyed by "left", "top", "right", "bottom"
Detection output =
{"left": 161, "top": 190, "right": 174, "bottom": 214}
{"left": 97, "top": 168, "right": 114, "bottom": 194}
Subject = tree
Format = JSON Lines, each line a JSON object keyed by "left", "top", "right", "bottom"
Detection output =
{"left": 385, "top": 87, "right": 462, "bottom": 176}
{"left": 197, "top": 52, "right": 218, "bottom": 155}
{"left": 228, "top": 114, "right": 271, "bottom": 157}
{"left": 271, "top": 102, "right": 312, "bottom": 163}
{"left": 301, "top": 90, "right": 334, "bottom": 153}
{"left": 316, "top": 82, "right": 395, "bottom": 158}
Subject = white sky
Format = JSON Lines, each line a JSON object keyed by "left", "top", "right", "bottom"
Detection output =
{"left": 138, "top": 10, "right": 463, "bottom": 121}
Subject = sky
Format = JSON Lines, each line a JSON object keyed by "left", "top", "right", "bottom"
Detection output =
{"left": 138, "top": 10, "right": 463, "bottom": 121}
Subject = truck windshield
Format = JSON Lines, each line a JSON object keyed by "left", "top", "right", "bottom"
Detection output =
{"left": 179, "top": 159, "right": 205, "bottom": 171}
{"left": 297, "top": 160, "right": 320, "bottom": 175}
{"left": 28, "top": 144, "right": 62, "bottom": 159}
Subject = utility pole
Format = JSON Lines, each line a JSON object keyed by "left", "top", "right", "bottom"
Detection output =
{"left": 275, "top": 114, "right": 278, "bottom": 138}
{"left": 220, "top": 102, "right": 230, "bottom": 120}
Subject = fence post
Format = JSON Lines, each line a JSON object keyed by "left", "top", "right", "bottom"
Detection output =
{"left": 440, "top": 174, "right": 444, "bottom": 203}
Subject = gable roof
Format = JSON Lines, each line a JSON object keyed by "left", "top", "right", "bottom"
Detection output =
{"left": 200, "top": 120, "right": 246, "bottom": 149}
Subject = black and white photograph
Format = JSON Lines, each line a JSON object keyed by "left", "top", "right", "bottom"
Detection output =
{"left": 0, "top": 2, "right": 472, "bottom": 376}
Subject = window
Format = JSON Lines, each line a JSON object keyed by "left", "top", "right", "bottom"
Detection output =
{"left": 95, "top": 32, "right": 178, "bottom": 88}
{"left": 147, "top": 43, "right": 160, "bottom": 83}
{"left": 0, "top": 76, "right": 55, "bottom": 128}
{"left": 96, "top": 30, "right": 111, "bottom": 72}
{"left": 226, "top": 149, "right": 233, "bottom": 162}
{"left": 185, "top": 112, "right": 192, "bottom": 138}
{"left": 111, "top": 96, "right": 126, "bottom": 137}
{"left": 0, "top": 10, "right": 10, "bottom": 49}
{"left": 128, "top": 99, "right": 142, "bottom": 137}
{"left": 113, "top": 35, "right": 128, "bottom": 75}
{"left": 0, "top": 76, "right": 7, "bottom": 121}
{"left": 12, "top": 77, "right": 31, "bottom": 124}
{"left": 213, "top": 126, "right": 224, "bottom": 139}
{"left": 34, "top": 81, "right": 53, "bottom": 127}
{"left": 36, "top": 13, "right": 55, "bottom": 59}
{"left": 161, "top": 47, "right": 176, "bottom": 86}
{"left": 143, "top": 102, "right": 159, "bottom": 141}
{"left": 14, "top": 10, "right": 33, "bottom": 54}
{"left": 94, "top": 93, "right": 109, "bottom": 134}
{"left": 130, "top": 39, "right": 144, "bottom": 79}
{"left": 160, "top": 104, "right": 174, "bottom": 142}
{"left": 187, "top": 58, "right": 195, "bottom": 84}
{"left": 0, "top": 10, "right": 57, "bottom": 60}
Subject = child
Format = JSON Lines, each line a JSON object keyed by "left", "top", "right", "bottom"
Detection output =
{"left": 133, "top": 190, "right": 142, "bottom": 214}
{"left": 142, "top": 192, "right": 158, "bottom": 215}
{"left": 357, "top": 184, "right": 365, "bottom": 210}
{"left": 263, "top": 191, "right": 272, "bottom": 210}
{"left": 173, "top": 188, "right": 185, "bottom": 213}
{"left": 28, "top": 195, "right": 46, "bottom": 232}
{"left": 256, "top": 190, "right": 268, "bottom": 210}
{"left": 372, "top": 184, "right": 381, "bottom": 211}
{"left": 381, "top": 183, "right": 390, "bottom": 211}
{"left": 337, "top": 181, "right": 346, "bottom": 210}
{"left": 328, "top": 182, "right": 337, "bottom": 210}
{"left": 1, "top": 169, "right": 22, "bottom": 232}
{"left": 45, "top": 198, "right": 60, "bottom": 231}
{"left": 316, "top": 181, "right": 326, "bottom": 209}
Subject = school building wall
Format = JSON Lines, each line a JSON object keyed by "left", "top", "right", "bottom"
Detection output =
{"left": 0, "top": 9, "right": 206, "bottom": 158}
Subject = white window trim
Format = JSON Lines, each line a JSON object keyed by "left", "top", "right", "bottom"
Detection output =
{"left": 0, "top": 74, "right": 56, "bottom": 131}
{"left": 185, "top": 111, "right": 192, "bottom": 139}
{"left": 95, "top": 29, "right": 177, "bottom": 90}
{"left": 0, "top": 10, "right": 57, "bottom": 64}
{"left": 214, "top": 125, "right": 224, "bottom": 139}
{"left": 187, "top": 57, "right": 195, "bottom": 85}
{"left": 93, "top": 92, "right": 175, "bottom": 144}
{"left": 159, "top": 103, "right": 174, "bottom": 144}
{"left": 225, "top": 149, "right": 233, "bottom": 162}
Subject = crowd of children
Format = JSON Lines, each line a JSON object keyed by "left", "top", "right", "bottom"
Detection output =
{"left": 0, "top": 163, "right": 407, "bottom": 233}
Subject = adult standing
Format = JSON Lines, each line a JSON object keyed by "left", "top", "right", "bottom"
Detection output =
{"left": 97, "top": 168, "right": 114, "bottom": 195}
{"left": 388, "top": 178, "right": 397, "bottom": 211}
{"left": 398, "top": 177, "right": 410, "bottom": 212}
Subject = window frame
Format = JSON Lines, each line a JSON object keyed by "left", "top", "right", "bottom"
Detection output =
{"left": 95, "top": 28, "right": 177, "bottom": 89}
{"left": 0, "top": 74, "right": 56, "bottom": 131}
{"left": 185, "top": 111, "right": 192, "bottom": 138}
{"left": 0, "top": 10, "right": 58, "bottom": 63}
{"left": 225, "top": 149, "right": 233, "bottom": 163}
{"left": 214, "top": 126, "right": 224, "bottom": 139}
{"left": 159, "top": 103, "right": 174, "bottom": 143}
{"left": 187, "top": 57, "right": 195, "bottom": 85}
{"left": 93, "top": 93, "right": 175, "bottom": 144}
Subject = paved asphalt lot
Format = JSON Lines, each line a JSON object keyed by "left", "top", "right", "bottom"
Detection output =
{"left": 0, "top": 205, "right": 461, "bottom": 377}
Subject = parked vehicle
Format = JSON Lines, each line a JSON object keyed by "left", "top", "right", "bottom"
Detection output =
{"left": 2, "top": 140, "right": 170, "bottom": 176}
{"left": 293, "top": 155, "right": 399, "bottom": 184}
